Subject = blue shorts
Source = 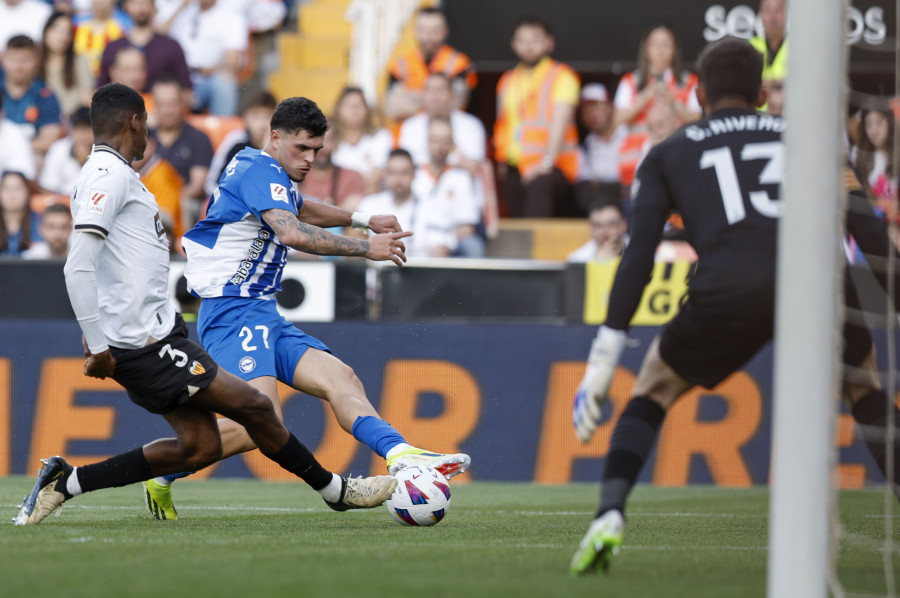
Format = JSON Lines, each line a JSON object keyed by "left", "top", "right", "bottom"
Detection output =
{"left": 197, "top": 296, "right": 330, "bottom": 384}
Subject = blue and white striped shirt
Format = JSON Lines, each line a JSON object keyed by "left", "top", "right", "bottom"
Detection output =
{"left": 182, "top": 147, "right": 302, "bottom": 299}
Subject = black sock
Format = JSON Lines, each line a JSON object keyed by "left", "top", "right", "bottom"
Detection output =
{"left": 851, "top": 389, "right": 900, "bottom": 483}
{"left": 269, "top": 433, "right": 333, "bottom": 490}
{"left": 597, "top": 396, "right": 666, "bottom": 518}
{"left": 76, "top": 447, "right": 154, "bottom": 494}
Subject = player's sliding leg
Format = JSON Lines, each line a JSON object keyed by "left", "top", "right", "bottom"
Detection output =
{"left": 188, "top": 369, "right": 396, "bottom": 511}
{"left": 144, "top": 375, "right": 287, "bottom": 518}
{"left": 17, "top": 371, "right": 396, "bottom": 525}
{"left": 571, "top": 338, "right": 692, "bottom": 575}
{"left": 289, "top": 349, "right": 471, "bottom": 478}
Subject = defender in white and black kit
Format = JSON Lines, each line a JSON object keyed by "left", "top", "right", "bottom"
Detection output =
{"left": 14, "top": 84, "right": 398, "bottom": 526}
{"left": 569, "top": 39, "right": 900, "bottom": 574}
{"left": 68, "top": 138, "right": 218, "bottom": 413}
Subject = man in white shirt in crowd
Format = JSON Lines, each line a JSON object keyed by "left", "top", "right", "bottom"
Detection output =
{"left": 356, "top": 148, "right": 457, "bottom": 257}
{"left": 39, "top": 106, "right": 93, "bottom": 195}
{"left": 0, "top": 0, "right": 51, "bottom": 51}
{"left": 0, "top": 99, "right": 35, "bottom": 181}
{"left": 566, "top": 201, "right": 628, "bottom": 263}
{"left": 398, "top": 73, "right": 486, "bottom": 176}
{"left": 576, "top": 83, "right": 627, "bottom": 213}
{"left": 165, "top": 0, "right": 248, "bottom": 116}
{"left": 411, "top": 117, "right": 483, "bottom": 257}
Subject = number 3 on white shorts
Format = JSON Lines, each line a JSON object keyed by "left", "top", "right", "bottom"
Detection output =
{"left": 239, "top": 325, "right": 270, "bottom": 351}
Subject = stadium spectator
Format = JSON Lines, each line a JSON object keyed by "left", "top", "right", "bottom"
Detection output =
{"left": 72, "top": 0, "right": 128, "bottom": 77}
{"left": 750, "top": 0, "right": 787, "bottom": 111}
{"left": 107, "top": 45, "right": 154, "bottom": 122}
{"left": 575, "top": 83, "right": 627, "bottom": 213}
{"left": 39, "top": 11, "right": 93, "bottom": 118}
{"left": 635, "top": 101, "right": 681, "bottom": 172}
{"left": 298, "top": 125, "right": 366, "bottom": 213}
{"left": 0, "top": 101, "right": 37, "bottom": 181}
{"left": 613, "top": 23, "right": 700, "bottom": 188}
{"left": 494, "top": 16, "right": 581, "bottom": 218}
{"left": 852, "top": 109, "right": 898, "bottom": 228}
{"left": 205, "top": 90, "right": 277, "bottom": 195}
{"left": 355, "top": 149, "right": 457, "bottom": 257}
{"left": 150, "top": 77, "right": 213, "bottom": 232}
{"left": 398, "top": 72, "right": 486, "bottom": 174}
{"left": 166, "top": 0, "right": 248, "bottom": 116}
{"left": 133, "top": 135, "right": 185, "bottom": 248}
{"left": 384, "top": 6, "right": 476, "bottom": 123}
{"left": 330, "top": 86, "right": 393, "bottom": 194}
{"left": 0, "top": 0, "right": 52, "bottom": 51}
{"left": 0, "top": 170, "right": 39, "bottom": 257}
{"left": 22, "top": 202, "right": 71, "bottom": 259}
{"left": 38, "top": 105, "right": 91, "bottom": 194}
{"left": 411, "top": 117, "right": 483, "bottom": 257}
{"left": 108, "top": 45, "right": 147, "bottom": 92}
{"left": 96, "top": 0, "right": 192, "bottom": 93}
{"left": 2, "top": 35, "right": 63, "bottom": 169}
{"left": 566, "top": 201, "right": 627, "bottom": 263}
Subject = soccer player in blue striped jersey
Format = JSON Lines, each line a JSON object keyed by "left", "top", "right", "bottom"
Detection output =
{"left": 143, "top": 97, "right": 471, "bottom": 519}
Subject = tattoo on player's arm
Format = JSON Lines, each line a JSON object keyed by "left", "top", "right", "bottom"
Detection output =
{"left": 264, "top": 209, "right": 370, "bottom": 257}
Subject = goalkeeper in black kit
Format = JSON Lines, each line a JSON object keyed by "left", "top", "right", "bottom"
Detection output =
{"left": 570, "top": 37, "right": 900, "bottom": 575}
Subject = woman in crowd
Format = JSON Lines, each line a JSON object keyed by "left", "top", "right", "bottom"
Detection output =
{"left": 39, "top": 11, "right": 94, "bottom": 119}
{"left": 853, "top": 109, "right": 897, "bottom": 214}
{"left": 330, "top": 87, "right": 393, "bottom": 194}
{"left": 613, "top": 23, "right": 701, "bottom": 188}
{"left": 0, "top": 171, "right": 40, "bottom": 257}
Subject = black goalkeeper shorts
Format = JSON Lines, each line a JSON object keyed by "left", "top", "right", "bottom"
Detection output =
{"left": 659, "top": 274, "right": 872, "bottom": 389}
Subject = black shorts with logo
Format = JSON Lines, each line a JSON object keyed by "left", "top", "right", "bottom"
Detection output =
{"left": 110, "top": 315, "right": 219, "bottom": 414}
{"left": 659, "top": 272, "right": 872, "bottom": 389}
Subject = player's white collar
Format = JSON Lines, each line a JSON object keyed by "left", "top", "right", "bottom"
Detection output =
{"left": 92, "top": 144, "right": 130, "bottom": 165}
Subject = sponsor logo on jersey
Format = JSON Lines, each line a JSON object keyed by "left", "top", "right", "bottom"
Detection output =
{"left": 229, "top": 229, "right": 273, "bottom": 285}
{"left": 87, "top": 189, "right": 109, "bottom": 215}
{"left": 270, "top": 183, "right": 288, "bottom": 204}
{"left": 239, "top": 356, "right": 256, "bottom": 374}
{"left": 154, "top": 213, "right": 166, "bottom": 238}
{"left": 189, "top": 360, "right": 206, "bottom": 375}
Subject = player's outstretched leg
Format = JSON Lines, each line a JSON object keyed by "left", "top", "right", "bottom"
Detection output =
{"left": 570, "top": 510, "right": 625, "bottom": 575}
{"left": 292, "top": 350, "right": 472, "bottom": 479}
{"left": 13, "top": 457, "right": 73, "bottom": 525}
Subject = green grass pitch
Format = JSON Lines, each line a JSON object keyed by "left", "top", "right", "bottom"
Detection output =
{"left": 1, "top": 478, "right": 896, "bottom": 597}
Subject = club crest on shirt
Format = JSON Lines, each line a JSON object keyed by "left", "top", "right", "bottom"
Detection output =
{"left": 239, "top": 356, "right": 256, "bottom": 374}
{"left": 87, "top": 189, "right": 109, "bottom": 215}
{"left": 189, "top": 360, "right": 206, "bottom": 375}
{"left": 270, "top": 183, "right": 288, "bottom": 204}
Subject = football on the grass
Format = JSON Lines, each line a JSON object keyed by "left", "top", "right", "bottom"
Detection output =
{"left": 385, "top": 465, "right": 451, "bottom": 526}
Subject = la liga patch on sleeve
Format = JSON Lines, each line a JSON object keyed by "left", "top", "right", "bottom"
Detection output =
{"left": 87, "top": 189, "right": 109, "bottom": 215}
{"left": 270, "top": 183, "right": 288, "bottom": 204}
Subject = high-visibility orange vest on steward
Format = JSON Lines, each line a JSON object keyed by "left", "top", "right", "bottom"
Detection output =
{"left": 494, "top": 59, "right": 580, "bottom": 182}
{"left": 389, "top": 44, "right": 477, "bottom": 92}
{"left": 616, "top": 70, "right": 698, "bottom": 186}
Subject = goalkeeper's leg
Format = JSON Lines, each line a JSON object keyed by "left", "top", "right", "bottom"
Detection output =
{"left": 573, "top": 338, "right": 692, "bottom": 575}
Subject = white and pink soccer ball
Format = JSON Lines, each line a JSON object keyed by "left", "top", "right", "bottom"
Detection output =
{"left": 385, "top": 465, "right": 452, "bottom": 526}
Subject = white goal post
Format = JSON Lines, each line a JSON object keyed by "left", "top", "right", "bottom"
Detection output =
{"left": 768, "top": 0, "right": 847, "bottom": 596}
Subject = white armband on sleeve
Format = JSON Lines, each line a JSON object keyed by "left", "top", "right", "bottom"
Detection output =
{"left": 64, "top": 231, "right": 109, "bottom": 354}
{"left": 351, "top": 211, "right": 371, "bottom": 230}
